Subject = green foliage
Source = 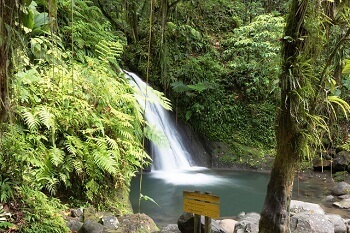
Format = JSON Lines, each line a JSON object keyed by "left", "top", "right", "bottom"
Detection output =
{"left": 58, "top": 0, "right": 121, "bottom": 61}
{"left": 19, "top": 187, "right": 69, "bottom": 233}
{"left": 223, "top": 14, "right": 285, "bottom": 100}
{"left": 0, "top": 176, "right": 14, "bottom": 203}
{"left": 21, "top": 1, "right": 51, "bottom": 35}
{"left": 175, "top": 0, "right": 244, "bottom": 33}
{"left": 5, "top": 57, "right": 149, "bottom": 205}
{"left": 333, "top": 171, "right": 348, "bottom": 182}
{"left": 139, "top": 194, "right": 160, "bottom": 208}
{"left": 0, "top": 206, "right": 13, "bottom": 230}
{"left": 0, "top": 0, "right": 157, "bottom": 217}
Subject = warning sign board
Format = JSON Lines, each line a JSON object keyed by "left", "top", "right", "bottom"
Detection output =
{"left": 183, "top": 191, "right": 220, "bottom": 219}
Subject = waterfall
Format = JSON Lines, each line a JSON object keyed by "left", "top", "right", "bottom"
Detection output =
{"left": 125, "top": 71, "right": 195, "bottom": 171}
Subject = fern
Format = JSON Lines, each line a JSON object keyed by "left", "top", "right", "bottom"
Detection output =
{"left": 93, "top": 150, "right": 117, "bottom": 175}
{"left": 105, "top": 136, "right": 118, "bottom": 150}
{"left": 49, "top": 147, "right": 64, "bottom": 166}
{"left": 327, "top": 95, "right": 350, "bottom": 119}
{"left": 22, "top": 110, "right": 40, "bottom": 131}
{"left": 95, "top": 40, "right": 123, "bottom": 63}
{"left": 38, "top": 106, "right": 55, "bottom": 130}
{"left": 342, "top": 59, "right": 350, "bottom": 74}
{"left": 144, "top": 123, "right": 170, "bottom": 147}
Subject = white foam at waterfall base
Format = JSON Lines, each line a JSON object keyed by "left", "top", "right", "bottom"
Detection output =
{"left": 150, "top": 167, "right": 231, "bottom": 186}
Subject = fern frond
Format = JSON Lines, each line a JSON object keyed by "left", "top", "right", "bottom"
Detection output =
{"left": 144, "top": 123, "right": 170, "bottom": 148}
{"left": 105, "top": 136, "right": 118, "bottom": 150}
{"left": 96, "top": 40, "right": 123, "bottom": 63}
{"left": 58, "top": 173, "right": 70, "bottom": 187}
{"left": 38, "top": 106, "right": 55, "bottom": 129}
{"left": 93, "top": 150, "right": 117, "bottom": 175}
{"left": 49, "top": 147, "right": 64, "bottom": 166}
{"left": 118, "top": 129, "right": 133, "bottom": 140}
{"left": 22, "top": 110, "right": 40, "bottom": 131}
{"left": 343, "top": 59, "right": 350, "bottom": 74}
{"left": 72, "top": 160, "right": 84, "bottom": 175}
{"left": 65, "top": 143, "right": 77, "bottom": 156}
{"left": 327, "top": 95, "right": 350, "bottom": 119}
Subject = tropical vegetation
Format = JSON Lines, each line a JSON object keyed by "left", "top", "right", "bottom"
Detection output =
{"left": 0, "top": 0, "right": 350, "bottom": 232}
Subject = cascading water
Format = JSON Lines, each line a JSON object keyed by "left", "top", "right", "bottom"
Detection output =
{"left": 125, "top": 71, "right": 194, "bottom": 170}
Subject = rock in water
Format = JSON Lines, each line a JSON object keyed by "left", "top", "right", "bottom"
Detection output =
{"left": 332, "top": 182, "right": 350, "bottom": 196}
{"left": 333, "top": 199, "right": 350, "bottom": 209}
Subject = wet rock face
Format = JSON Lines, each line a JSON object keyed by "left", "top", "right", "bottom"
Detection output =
{"left": 333, "top": 151, "right": 350, "bottom": 172}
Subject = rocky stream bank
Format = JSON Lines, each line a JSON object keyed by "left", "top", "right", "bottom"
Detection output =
{"left": 66, "top": 180, "right": 350, "bottom": 233}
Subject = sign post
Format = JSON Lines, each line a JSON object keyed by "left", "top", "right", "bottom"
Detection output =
{"left": 183, "top": 191, "right": 220, "bottom": 233}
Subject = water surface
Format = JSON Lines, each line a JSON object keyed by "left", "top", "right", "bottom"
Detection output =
{"left": 130, "top": 168, "right": 269, "bottom": 226}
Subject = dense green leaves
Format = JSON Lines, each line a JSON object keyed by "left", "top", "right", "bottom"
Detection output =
{"left": 223, "top": 14, "right": 284, "bottom": 100}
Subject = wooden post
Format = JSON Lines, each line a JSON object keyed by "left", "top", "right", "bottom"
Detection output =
{"left": 204, "top": 216, "right": 211, "bottom": 233}
{"left": 194, "top": 213, "right": 201, "bottom": 233}
{"left": 204, "top": 192, "right": 211, "bottom": 233}
{"left": 183, "top": 190, "right": 219, "bottom": 233}
{"left": 194, "top": 191, "right": 201, "bottom": 233}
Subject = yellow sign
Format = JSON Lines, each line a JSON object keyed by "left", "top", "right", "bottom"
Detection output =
{"left": 183, "top": 191, "right": 220, "bottom": 219}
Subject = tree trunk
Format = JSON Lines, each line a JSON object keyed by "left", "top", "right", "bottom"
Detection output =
{"left": 0, "top": 0, "right": 20, "bottom": 120}
{"left": 126, "top": 0, "right": 139, "bottom": 42}
{"left": 259, "top": 110, "right": 300, "bottom": 232}
{"left": 160, "top": 0, "right": 168, "bottom": 94}
{"left": 259, "top": 0, "right": 308, "bottom": 232}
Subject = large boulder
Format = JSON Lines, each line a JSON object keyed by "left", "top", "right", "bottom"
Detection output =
{"left": 218, "top": 219, "right": 237, "bottom": 233}
{"left": 290, "top": 200, "right": 325, "bottom": 214}
{"left": 326, "top": 214, "right": 347, "bottom": 233}
{"left": 177, "top": 212, "right": 197, "bottom": 233}
{"left": 233, "top": 212, "right": 260, "bottom": 233}
{"left": 332, "top": 182, "right": 350, "bottom": 196}
{"left": 100, "top": 216, "right": 119, "bottom": 230}
{"left": 333, "top": 151, "right": 350, "bottom": 172}
{"left": 67, "top": 219, "right": 83, "bottom": 232}
{"left": 160, "top": 224, "right": 181, "bottom": 233}
{"left": 333, "top": 199, "right": 350, "bottom": 209}
{"left": 118, "top": 213, "right": 159, "bottom": 233}
{"left": 78, "top": 220, "right": 104, "bottom": 233}
{"left": 290, "top": 212, "right": 334, "bottom": 233}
